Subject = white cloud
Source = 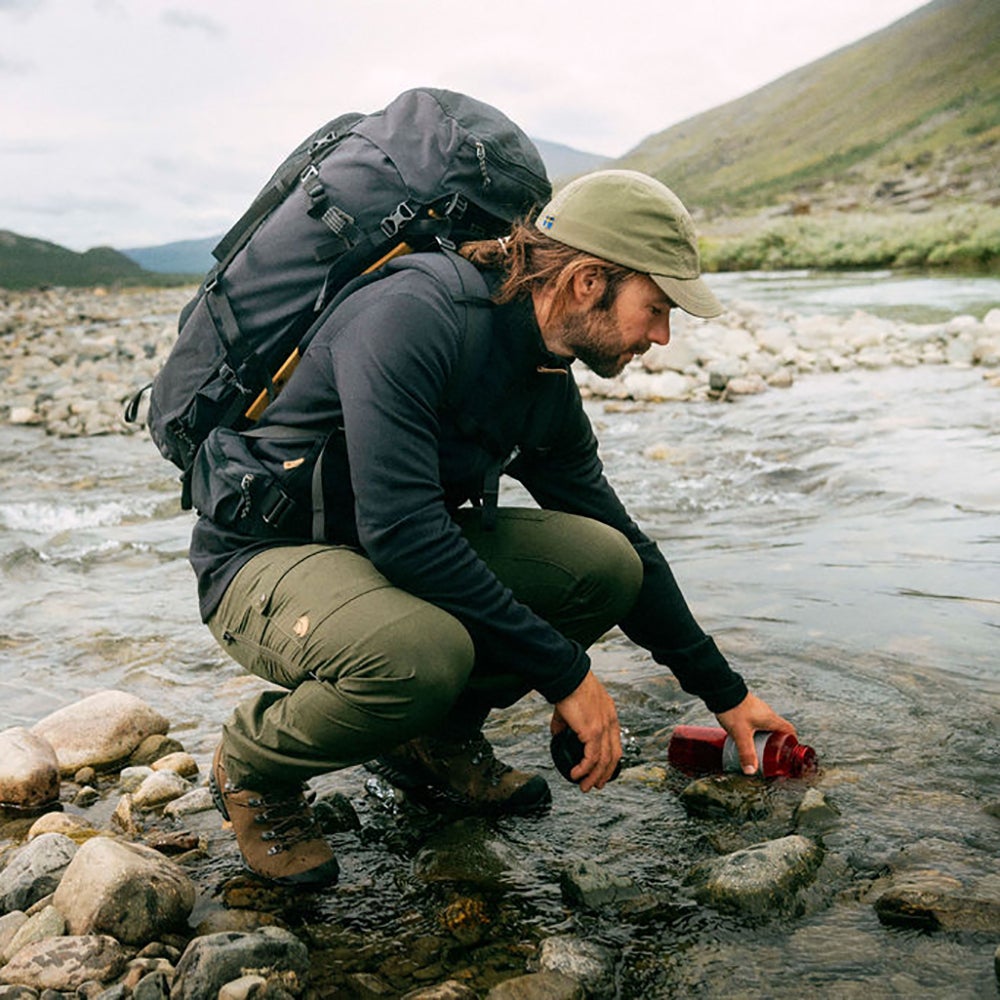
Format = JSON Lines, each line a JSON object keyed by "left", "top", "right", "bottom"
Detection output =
{"left": 0, "top": 0, "right": 932, "bottom": 250}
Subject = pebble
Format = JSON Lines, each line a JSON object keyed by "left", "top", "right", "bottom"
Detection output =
{"left": 2, "top": 289, "right": 998, "bottom": 440}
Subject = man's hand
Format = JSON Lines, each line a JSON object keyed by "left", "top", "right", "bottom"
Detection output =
{"left": 715, "top": 692, "right": 796, "bottom": 775}
{"left": 551, "top": 670, "right": 621, "bottom": 791}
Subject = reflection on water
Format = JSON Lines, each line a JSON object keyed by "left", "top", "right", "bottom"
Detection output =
{"left": 0, "top": 272, "right": 998, "bottom": 997}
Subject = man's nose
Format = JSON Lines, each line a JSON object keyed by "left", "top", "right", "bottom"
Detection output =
{"left": 648, "top": 313, "right": 671, "bottom": 346}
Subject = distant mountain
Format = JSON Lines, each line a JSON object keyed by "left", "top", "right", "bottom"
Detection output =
{"left": 531, "top": 138, "right": 610, "bottom": 182}
{"left": 120, "top": 138, "right": 610, "bottom": 275}
{"left": 615, "top": 0, "right": 999, "bottom": 216}
{"left": 0, "top": 231, "right": 178, "bottom": 290}
{"left": 121, "top": 237, "right": 216, "bottom": 277}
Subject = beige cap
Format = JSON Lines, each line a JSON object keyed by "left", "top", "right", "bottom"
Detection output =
{"left": 535, "top": 169, "right": 722, "bottom": 318}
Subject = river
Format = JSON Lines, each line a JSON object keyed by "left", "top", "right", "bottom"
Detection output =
{"left": 0, "top": 270, "right": 998, "bottom": 997}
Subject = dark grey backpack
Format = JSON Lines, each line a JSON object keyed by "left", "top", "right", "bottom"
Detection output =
{"left": 126, "top": 88, "right": 550, "bottom": 501}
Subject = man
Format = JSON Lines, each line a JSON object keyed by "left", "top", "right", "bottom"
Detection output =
{"left": 194, "top": 169, "right": 796, "bottom": 886}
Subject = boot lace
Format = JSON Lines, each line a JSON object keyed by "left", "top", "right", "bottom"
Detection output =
{"left": 248, "top": 789, "right": 321, "bottom": 855}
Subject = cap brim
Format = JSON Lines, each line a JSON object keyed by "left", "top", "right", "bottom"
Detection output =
{"left": 653, "top": 274, "right": 723, "bottom": 319}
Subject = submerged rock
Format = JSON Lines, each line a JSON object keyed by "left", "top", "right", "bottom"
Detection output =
{"left": 537, "top": 936, "right": 615, "bottom": 997}
{"left": 31, "top": 690, "right": 169, "bottom": 776}
{"left": 872, "top": 869, "right": 1000, "bottom": 933}
{"left": 485, "top": 970, "right": 583, "bottom": 999}
{"left": 690, "top": 834, "right": 824, "bottom": 918}
{"left": 0, "top": 728, "right": 60, "bottom": 811}
{"left": 559, "top": 859, "right": 642, "bottom": 909}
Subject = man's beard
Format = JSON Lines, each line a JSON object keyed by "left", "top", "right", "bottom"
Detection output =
{"left": 559, "top": 306, "right": 628, "bottom": 379}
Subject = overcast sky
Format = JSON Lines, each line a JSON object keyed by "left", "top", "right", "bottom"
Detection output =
{"left": 3, "top": 0, "right": 930, "bottom": 251}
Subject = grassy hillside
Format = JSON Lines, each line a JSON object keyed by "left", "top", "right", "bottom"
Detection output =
{"left": 619, "top": 0, "right": 998, "bottom": 214}
{"left": 0, "top": 231, "right": 194, "bottom": 290}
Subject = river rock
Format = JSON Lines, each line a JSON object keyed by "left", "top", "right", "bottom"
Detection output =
{"left": 401, "top": 982, "right": 478, "bottom": 1000}
{"left": 872, "top": 869, "right": 1000, "bottom": 933}
{"left": 413, "top": 819, "right": 517, "bottom": 888}
{"left": 0, "top": 912, "right": 29, "bottom": 961}
{"left": 679, "top": 774, "right": 770, "bottom": 821}
{"left": 559, "top": 859, "right": 642, "bottom": 909}
{"left": 31, "top": 691, "right": 169, "bottom": 776}
{"left": 128, "top": 736, "right": 185, "bottom": 769}
{"left": 485, "top": 970, "right": 583, "bottom": 1000}
{"left": 793, "top": 788, "right": 841, "bottom": 832}
{"left": 161, "top": 787, "right": 214, "bottom": 819}
{"left": 0, "top": 935, "right": 128, "bottom": 990}
{"left": 690, "top": 834, "right": 824, "bottom": 918}
{"left": 0, "top": 729, "right": 60, "bottom": 811}
{"left": 52, "top": 837, "right": 194, "bottom": 945}
{"left": 131, "top": 771, "right": 191, "bottom": 811}
{"left": 169, "top": 928, "right": 309, "bottom": 1000}
{"left": 2, "top": 904, "right": 66, "bottom": 963}
{"left": 537, "top": 936, "right": 615, "bottom": 997}
{"left": 150, "top": 753, "right": 198, "bottom": 780}
{"left": 0, "top": 833, "right": 78, "bottom": 913}
{"left": 119, "top": 767, "right": 154, "bottom": 793}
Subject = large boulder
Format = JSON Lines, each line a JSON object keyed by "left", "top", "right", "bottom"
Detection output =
{"left": 0, "top": 728, "right": 60, "bottom": 809}
{"left": 31, "top": 690, "right": 169, "bottom": 775}
{"left": 0, "top": 833, "right": 78, "bottom": 913}
{"left": 53, "top": 837, "right": 194, "bottom": 945}
{"left": 0, "top": 934, "right": 128, "bottom": 991}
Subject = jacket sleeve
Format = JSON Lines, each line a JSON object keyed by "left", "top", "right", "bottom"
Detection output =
{"left": 326, "top": 280, "right": 590, "bottom": 704}
{"left": 509, "top": 388, "right": 748, "bottom": 714}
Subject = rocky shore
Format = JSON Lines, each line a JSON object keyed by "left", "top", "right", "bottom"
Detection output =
{"left": 1, "top": 691, "right": 998, "bottom": 998}
{"left": 1, "top": 284, "right": 999, "bottom": 440}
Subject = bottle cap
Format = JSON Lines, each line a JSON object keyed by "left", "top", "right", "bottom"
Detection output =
{"left": 550, "top": 728, "right": 623, "bottom": 784}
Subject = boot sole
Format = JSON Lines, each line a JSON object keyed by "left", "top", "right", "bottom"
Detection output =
{"left": 364, "top": 759, "right": 552, "bottom": 816}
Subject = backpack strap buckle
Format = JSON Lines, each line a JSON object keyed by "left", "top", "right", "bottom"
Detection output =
{"left": 380, "top": 201, "right": 417, "bottom": 238}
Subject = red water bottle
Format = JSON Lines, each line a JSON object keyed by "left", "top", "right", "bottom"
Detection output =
{"left": 667, "top": 725, "right": 816, "bottom": 778}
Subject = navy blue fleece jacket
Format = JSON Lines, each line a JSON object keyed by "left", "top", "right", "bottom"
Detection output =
{"left": 188, "top": 254, "right": 747, "bottom": 711}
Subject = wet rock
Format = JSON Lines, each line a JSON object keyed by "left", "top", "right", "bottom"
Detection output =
{"left": 872, "top": 869, "right": 1000, "bottom": 933}
{"left": 537, "top": 936, "right": 615, "bottom": 997}
{"left": 129, "top": 736, "right": 185, "bottom": 769}
{"left": 150, "top": 753, "right": 198, "bottom": 780}
{"left": 0, "top": 729, "right": 60, "bottom": 810}
{"left": 2, "top": 904, "right": 65, "bottom": 962}
{"left": 110, "top": 794, "right": 140, "bottom": 837}
{"left": 793, "top": 788, "right": 841, "bottom": 833}
{"left": 73, "top": 767, "right": 97, "bottom": 787}
{"left": 485, "top": 970, "right": 583, "bottom": 999}
{"left": 313, "top": 792, "right": 361, "bottom": 833}
{"left": 31, "top": 691, "right": 169, "bottom": 776}
{"left": 401, "top": 982, "right": 477, "bottom": 1000}
{"left": 169, "top": 928, "right": 309, "bottom": 1000}
{"left": 193, "top": 909, "right": 287, "bottom": 937}
{"left": 52, "top": 837, "right": 194, "bottom": 945}
{"left": 679, "top": 774, "right": 770, "bottom": 821}
{"left": 559, "top": 859, "right": 642, "bottom": 909}
{"left": 217, "top": 975, "right": 267, "bottom": 1000}
{"left": 119, "top": 767, "right": 154, "bottom": 793}
{"left": 413, "top": 819, "right": 517, "bottom": 888}
{"left": 690, "top": 834, "right": 824, "bottom": 918}
{"left": 26, "top": 813, "right": 98, "bottom": 843}
{"left": 0, "top": 935, "right": 128, "bottom": 991}
{"left": 0, "top": 834, "right": 78, "bottom": 913}
{"left": 131, "top": 771, "right": 191, "bottom": 811}
{"left": 438, "top": 897, "right": 490, "bottom": 946}
{"left": 161, "top": 787, "right": 214, "bottom": 819}
{"left": 73, "top": 786, "right": 100, "bottom": 808}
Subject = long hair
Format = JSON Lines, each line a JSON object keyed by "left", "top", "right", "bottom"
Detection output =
{"left": 459, "top": 220, "right": 633, "bottom": 320}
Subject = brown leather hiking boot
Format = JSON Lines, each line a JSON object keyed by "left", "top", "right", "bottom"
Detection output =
{"left": 365, "top": 732, "right": 551, "bottom": 815}
{"left": 209, "top": 745, "right": 339, "bottom": 886}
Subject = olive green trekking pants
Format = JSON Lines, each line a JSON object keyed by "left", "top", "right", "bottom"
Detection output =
{"left": 208, "top": 507, "right": 643, "bottom": 788}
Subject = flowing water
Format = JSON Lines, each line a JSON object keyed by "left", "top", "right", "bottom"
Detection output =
{"left": 0, "top": 271, "right": 998, "bottom": 997}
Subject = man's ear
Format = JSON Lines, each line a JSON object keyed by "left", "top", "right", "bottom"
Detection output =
{"left": 569, "top": 265, "right": 608, "bottom": 307}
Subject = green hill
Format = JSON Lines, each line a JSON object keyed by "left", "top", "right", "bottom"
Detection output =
{"left": 614, "top": 0, "right": 1000, "bottom": 270}
{"left": 0, "top": 231, "right": 192, "bottom": 290}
